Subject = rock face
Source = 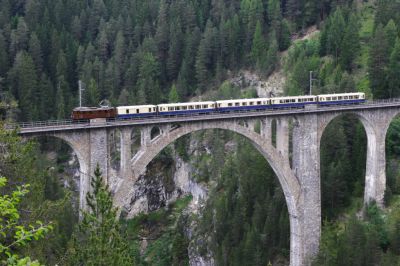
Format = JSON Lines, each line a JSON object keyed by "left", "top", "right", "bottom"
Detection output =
{"left": 120, "top": 153, "right": 208, "bottom": 219}
{"left": 229, "top": 70, "right": 285, "bottom": 97}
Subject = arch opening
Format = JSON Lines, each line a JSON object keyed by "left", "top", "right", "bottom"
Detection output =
{"left": 385, "top": 115, "right": 400, "bottom": 204}
{"left": 109, "top": 129, "right": 121, "bottom": 171}
{"left": 131, "top": 128, "right": 141, "bottom": 157}
{"left": 150, "top": 126, "right": 161, "bottom": 140}
{"left": 320, "top": 114, "right": 367, "bottom": 221}
{"left": 126, "top": 128, "right": 291, "bottom": 265}
{"left": 271, "top": 118, "right": 277, "bottom": 148}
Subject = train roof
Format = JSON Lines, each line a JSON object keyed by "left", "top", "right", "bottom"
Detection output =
{"left": 116, "top": 105, "right": 156, "bottom": 109}
{"left": 317, "top": 92, "right": 364, "bottom": 97}
{"left": 216, "top": 98, "right": 270, "bottom": 103}
{"left": 272, "top": 95, "right": 317, "bottom": 100}
{"left": 73, "top": 106, "right": 114, "bottom": 111}
{"left": 158, "top": 101, "right": 215, "bottom": 107}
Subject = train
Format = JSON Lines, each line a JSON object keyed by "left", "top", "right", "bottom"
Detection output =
{"left": 71, "top": 92, "right": 365, "bottom": 120}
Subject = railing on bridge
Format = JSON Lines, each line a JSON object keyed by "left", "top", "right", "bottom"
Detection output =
{"left": 8, "top": 98, "right": 400, "bottom": 131}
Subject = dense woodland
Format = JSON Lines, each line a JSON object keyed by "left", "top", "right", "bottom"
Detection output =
{"left": 2, "top": 0, "right": 400, "bottom": 265}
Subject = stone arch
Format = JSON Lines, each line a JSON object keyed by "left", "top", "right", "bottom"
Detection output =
{"left": 114, "top": 120, "right": 302, "bottom": 265}
{"left": 318, "top": 111, "right": 387, "bottom": 206}
{"left": 23, "top": 132, "right": 90, "bottom": 211}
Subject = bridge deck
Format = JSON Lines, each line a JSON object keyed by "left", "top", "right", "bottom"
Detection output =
{"left": 12, "top": 99, "right": 400, "bottom": 134}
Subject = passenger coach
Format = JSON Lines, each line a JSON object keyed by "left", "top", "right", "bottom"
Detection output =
{"left": 116, "top": 105, "right": 157, "bottom": 118}
{"left": 216, "top": 98, "right": 270, "bottom": 111}
{"left": 158, "top": 101, "right": 216, "bottom": 115}
{"left": 317, "top": 92, "right": 365, "bottom": 105}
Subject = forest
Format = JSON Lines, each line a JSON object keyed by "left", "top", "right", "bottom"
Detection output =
{"left": 2, "top": 0, "right": 400, "bottom": 265}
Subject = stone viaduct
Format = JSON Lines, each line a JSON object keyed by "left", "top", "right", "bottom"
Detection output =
{"left": 17, "top": 101, "right": 400, "bottom": 266}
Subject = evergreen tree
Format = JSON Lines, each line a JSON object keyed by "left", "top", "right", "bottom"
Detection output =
{"left": 384, "top": 19, "right": 398, "bottom": 54}
{"left": 87, "top": 78, "right": 100, "bottom": 106}
{"left": 251, "top": 21, "right": 266, "bottom": 66}
{"left": 340, "top": 13, "right": 360, "bottom": 71}
{"left": 137, "top": 52, "right": 161, "bottom": 104}
{"left": 67, "top": 165, "right": 133, "bottom": 266}
{"left": 28, "top": 33, "right": 43, "bottom": 73}
{"left": 8, "top": 51, "right": 39, "bottom": 121}
{"left": 168, "top": 84, "right": 180, "bottom": 103}
{"left": 369, "top": 24, "right": 390, "bottom": 99}
{"left": 387, "top": 38, "right": 400, "bottom": 98}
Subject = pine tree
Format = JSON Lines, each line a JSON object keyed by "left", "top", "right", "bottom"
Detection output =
{"left": 369, "top": 24, "right": 390, "bottom": 99}
{"left": 384, "top": 19, "right": 398, "bottom": 54}
{"left": 340, "top": 13, "right": 360, "bottom": 71}
{"left": 251, "top": 21, "right": 266, "bottom": 65}
{"left": 155, "top": 0, "right": 169, "bottom": 84}
{"left": 87, "top": 78, "right": 100, "bottom": 106}
{"left": 67, "top": 165, "right": 133, "bottom": 266}
{"left": 168, "top": 84, "right": 180, "bottom": 103}
{"left": 28, "top": 32, "right": 43, "bottom": 73}
{"left": 137, "top": 52, "right": 161, "bottom": 104}
{"left": 8, "top": 51, "right": 39, "bottom": 121}
{"left": 0, "top": 31, "right": 9, "bottom": 76}
{"left": 326, "top": 8, "right": 346, "bottom": 64}
{"left": 387, "top": 38, "right": 400, "bottom": 98}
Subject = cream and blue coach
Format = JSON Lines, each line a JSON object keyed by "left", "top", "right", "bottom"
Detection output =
{"left": 116, "top": 105, "right": 157, "bottom": 118}
{"left": 158, "top": 101, "right": 216, "bottom": 115}
{"left": 317, "top": 92, "right": 365, "bottom": 105}
{"left": 216, "top": 98, "right": 270, "bottom": 111}
{"left": 270, "top": 95, "right": 317, "bottom": 107}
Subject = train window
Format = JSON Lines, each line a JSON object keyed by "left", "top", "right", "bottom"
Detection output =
{"left": 177, "top": 107, "right": 181, "bottom": 110}
{"left": 355, "top": 95, "right": 359, "bottom": 99}
{"left": 344, "top": 96, "right": 348, "bottom": 100}
{"left": 195, "top": 105, "right": 200, "bottom": 109}
{"left": 332, "top": 97, "right": 337, "bottom": 100}
{"left": 203, "top": 105, "right": 208, "bottom": 108}
{"left": 136, "top": 109, "right": 139, "bottom": 113}
{"left": 228, "top": 103, "right": 232, "bottom": 107}
{"left": 148, "top": 108, "right": 151, "bottom": 112}
{"left": 327, "top": 97, "right": 331, "bottom": 100}
{"left": 235, "top": 103, "right": 240, "bottom": 106}
{"left": 280, "top": 100, "right": 283, "bottom": 103}
{"left": 189, "top": 106, "right": 194, "bottom": 109}
{"left": 249, "top": 102, "right": 254, "bottom": 105}
{"left": 182, "top": 106, "right": 187, "bottom": 110}
{"left": 338, "top": 96, "right": 342, "bottom": 100}
{"left": 243, "top": 102, "right": 247, "bottom": 106}
{"left": 257, "top": 101, "right": 261, "bottom": 105}
{"left": 126, "top": 110, "right": 129, "bottom": 114}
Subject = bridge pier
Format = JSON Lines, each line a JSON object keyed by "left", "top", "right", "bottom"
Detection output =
{"left": 292, "top": 115, "right": 321, "bottom": 265}
{"left": 120, "top": 127, "right": 133, "bottom": 180}
{"left": 277, "top": 118, "right": 290, "bottom": 162}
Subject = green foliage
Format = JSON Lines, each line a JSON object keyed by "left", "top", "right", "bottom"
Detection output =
{"left": 67, "top": 165, "right": 133, "bottom": 266}
{"left": 196, "top": 136, "right": 290, "bottom": 265}
{"left": 314, "top": 202, "right": 400, "bottom": 266}
{"left": 123, "top": 196, "right": 192, "bottom": 266}
{"left": 0, "top": 177, "right": 53, "bottom": 265}
{"left": 168, "top": 84, "right": 180, "bottom": 103}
